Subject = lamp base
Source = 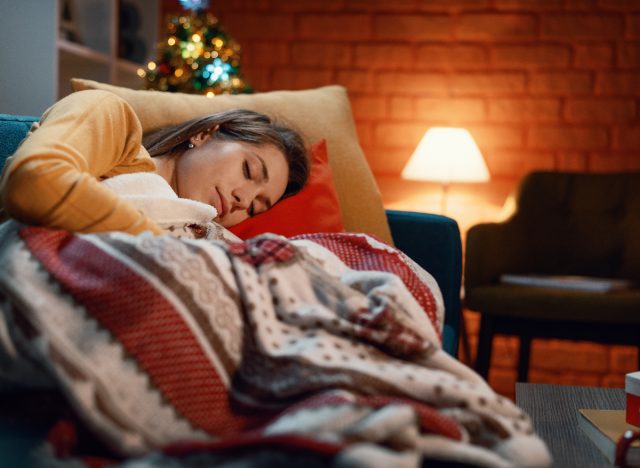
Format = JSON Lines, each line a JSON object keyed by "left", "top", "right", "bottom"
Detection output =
{"left": 440, "top": 182, "right": 450, "bottom": 215}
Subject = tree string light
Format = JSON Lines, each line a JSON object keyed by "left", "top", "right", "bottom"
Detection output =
{"left": 140, "top": 1, "right": 251, "bottom": 96}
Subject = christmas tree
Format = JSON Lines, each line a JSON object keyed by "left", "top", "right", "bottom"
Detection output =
{"left": 140, "top": 0, "right": 251, "bottom": 96}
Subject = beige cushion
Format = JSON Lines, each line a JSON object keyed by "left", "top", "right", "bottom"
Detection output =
{"left": 71, "top": 79, "right": 392, "bottom": 243}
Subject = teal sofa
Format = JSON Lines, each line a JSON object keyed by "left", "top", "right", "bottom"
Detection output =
{"left": 0, "top": 112, "right": 464, "bottom": 464}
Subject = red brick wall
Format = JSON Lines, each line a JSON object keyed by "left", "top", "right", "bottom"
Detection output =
{"left": 161, "top": 0, "right": 640, "bottom": 398}
{"left": 162, "top": 0, "right": 640, "bottom": 179}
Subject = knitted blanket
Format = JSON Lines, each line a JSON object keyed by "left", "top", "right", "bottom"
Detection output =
{"left": 0, "top": 223, "right": 551, "bottom": 467}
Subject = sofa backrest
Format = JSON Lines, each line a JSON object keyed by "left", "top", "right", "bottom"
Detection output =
{"left": 512, "top": 171, "right": 640, "bottom": 280}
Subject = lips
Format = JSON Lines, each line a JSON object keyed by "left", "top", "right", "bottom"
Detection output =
{"left": 213, "top": 187, "right": 227, "bottom": 218}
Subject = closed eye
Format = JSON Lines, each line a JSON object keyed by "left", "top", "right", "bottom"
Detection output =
{"left": 243, "top": 160, "right": 252, "bottom": 180}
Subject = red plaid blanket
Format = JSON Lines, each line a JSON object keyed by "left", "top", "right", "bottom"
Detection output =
{"left": 0, "top": 226, "right": 550, "bottom": 467}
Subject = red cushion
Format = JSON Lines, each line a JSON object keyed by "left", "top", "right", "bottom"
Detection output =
{"left": 229, "top": 139, "right": 344, "bottom": 239}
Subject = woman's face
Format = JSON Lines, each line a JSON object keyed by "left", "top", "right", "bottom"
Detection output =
{"left": 175, "top": 133, "right": 289, "bottom": 227}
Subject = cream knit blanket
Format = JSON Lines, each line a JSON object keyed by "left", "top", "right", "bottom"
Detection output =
{"left": 102, "top": 172, "right": 240, "bottom": 242}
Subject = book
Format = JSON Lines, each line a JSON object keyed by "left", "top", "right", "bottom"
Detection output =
{"left": 578, "top": 409, "right": 640, "bottom": 465}
{"left": 500, "top": 274, "right": 632, "bottom": 293}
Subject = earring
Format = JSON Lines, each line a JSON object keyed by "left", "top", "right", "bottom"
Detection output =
{"left": 187, "top": 142, "right": 194, "bottom": 149}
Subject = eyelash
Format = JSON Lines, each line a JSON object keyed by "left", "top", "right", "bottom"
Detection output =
{"left": 243, "top": 160, "right": 252, "bottom": 180}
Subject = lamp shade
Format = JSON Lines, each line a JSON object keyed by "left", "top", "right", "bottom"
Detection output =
{"left": 401, "top": 127, "right": 490, "bottom": 184}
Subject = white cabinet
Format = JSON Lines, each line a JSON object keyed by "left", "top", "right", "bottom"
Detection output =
{"left": 0, "top": 0, "right": 158, "bottom": 115}
{"left": 57, "top": 0, "right": 159, "bottom": 98}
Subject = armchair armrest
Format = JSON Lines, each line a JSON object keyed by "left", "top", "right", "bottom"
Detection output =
{"left": 386, "top": 209, "right": 462, "bottom": 357}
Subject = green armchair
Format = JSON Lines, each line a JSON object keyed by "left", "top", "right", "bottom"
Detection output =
{"left": 465, "top": 171, "right": 640, "bottom": 382}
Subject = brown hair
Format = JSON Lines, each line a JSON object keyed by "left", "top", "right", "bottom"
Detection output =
{"left": 143, "top": 109, "right": 310, "bottom": 200}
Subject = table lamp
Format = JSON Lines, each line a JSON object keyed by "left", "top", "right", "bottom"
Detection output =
{"left": 401, "top": 127, "right": 490, "bottom": 214}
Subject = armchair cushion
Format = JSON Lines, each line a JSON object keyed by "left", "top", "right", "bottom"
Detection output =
{"left": 468, "top": 285, "right": 640, "bottom": 323}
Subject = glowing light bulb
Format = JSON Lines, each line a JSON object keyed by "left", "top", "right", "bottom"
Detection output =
{"left": 206, "top": 91, "right": 215, "bottom": 98}
{"left": 147, "top": 61, "right": 156, "bottom": 70}
{"left": 168, "top": 37, "right": 176, "bottom": 46}
{"left": 192, "top": 33, "right": 201, "bottom": 42}
{"left": 174, "top": 69, "right": 184, "bottom": 77}
{"left": 136, "top": 68, "right": 146, "bottom": 77}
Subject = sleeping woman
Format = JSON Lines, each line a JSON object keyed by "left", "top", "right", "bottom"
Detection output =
{"left": 0, "top": 90, "right": 309, "bottom": 234}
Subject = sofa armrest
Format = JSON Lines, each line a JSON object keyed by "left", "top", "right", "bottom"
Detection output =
{"left": 0, "top": 114, "right": 37, "bottom": 168}
{"left": 386, "top": 209, "right": 462, "bottom": 357}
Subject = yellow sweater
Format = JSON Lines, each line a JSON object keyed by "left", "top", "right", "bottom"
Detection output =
{"left": 0, "top": 90, "right": 164, "bottom": 235}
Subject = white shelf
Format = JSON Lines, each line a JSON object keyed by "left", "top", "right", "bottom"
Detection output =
{"left": 57, "top": 0, "right": 157, "bottom": 99}
{"left": 58, "top": 38, "right": 145, "bottom": 73}
{"left": 58, "top": 38, "right": 111, "bottom": 64}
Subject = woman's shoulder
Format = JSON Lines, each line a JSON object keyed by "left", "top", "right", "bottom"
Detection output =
{"left": 43, "top": 89, "right": 134, "bottom": 122}
{"left": 66, "top": 88, "right": 128, "bottom": 105}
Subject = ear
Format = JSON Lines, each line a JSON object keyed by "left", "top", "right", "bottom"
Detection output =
{"left": 189, "top": 125, "right": 221, "bottom": 147}
{"left": 189, "top": 130, "right": 212, "bottom": 147}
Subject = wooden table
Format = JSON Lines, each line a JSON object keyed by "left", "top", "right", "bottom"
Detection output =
{"left": 516, "top": 383, "right": 626, "bottom": 467}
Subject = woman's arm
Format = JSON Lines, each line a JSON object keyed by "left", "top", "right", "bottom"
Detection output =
{"left": 0, "top": 90, "right": 164, "bottom": 235}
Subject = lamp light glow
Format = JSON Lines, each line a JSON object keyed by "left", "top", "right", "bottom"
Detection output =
{"left": 402, "top": 127, "right": 489, "bottom": 183}
{"left": 401, "top": 127, "right": 490, "bottom": 213}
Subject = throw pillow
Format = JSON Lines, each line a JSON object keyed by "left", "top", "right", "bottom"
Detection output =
{"left": 69, "top": 79, "right": 392, "bottom": 244}
{"left": 229, "top": 139, "right": 344, "bottom": 239}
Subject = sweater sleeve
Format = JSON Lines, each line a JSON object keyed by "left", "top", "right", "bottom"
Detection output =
{"left": 0, "top": 90, "right": 164, "bottom": 235}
